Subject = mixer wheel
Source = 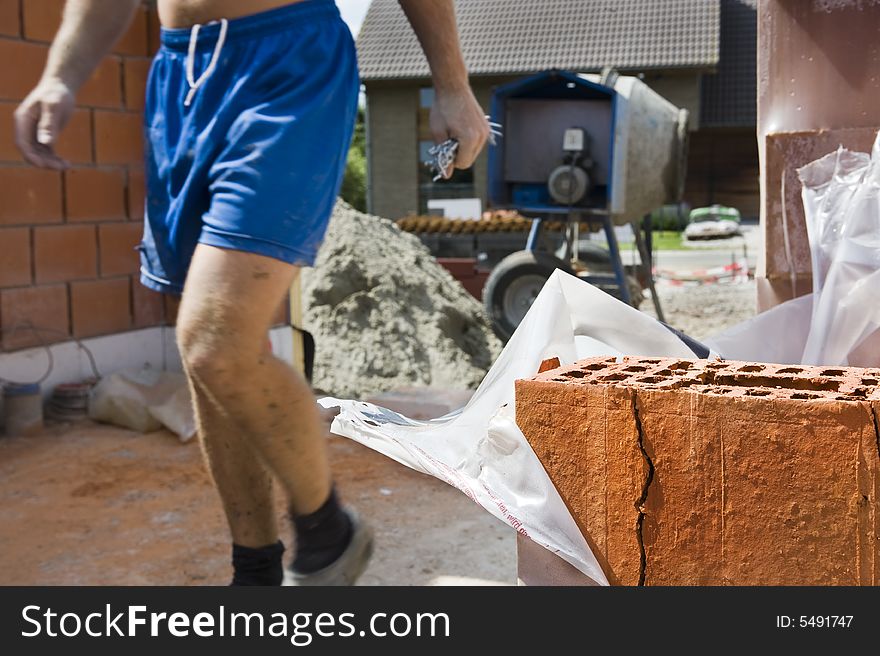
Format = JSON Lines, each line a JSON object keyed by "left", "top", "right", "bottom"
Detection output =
{"left": 483, "top": 250, "right": 572, "bottom": 341}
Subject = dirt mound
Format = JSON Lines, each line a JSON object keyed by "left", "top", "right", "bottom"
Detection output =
{"left": 301, "top": 202, "right": 502, "bottom": 398}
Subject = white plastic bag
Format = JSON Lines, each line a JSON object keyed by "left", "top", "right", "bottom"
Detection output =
{"left": 322, "top": 271, "right": 696, "bottom": 584}
{"left": 89, "top": 367, "right": 196, "bottom": 442}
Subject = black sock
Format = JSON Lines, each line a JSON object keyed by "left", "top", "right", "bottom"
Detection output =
{"left": 230, "top": 540, "right": 285, "bottom": 586}
{"left": 291, "top": 487, "right": 353, "bottom": 574}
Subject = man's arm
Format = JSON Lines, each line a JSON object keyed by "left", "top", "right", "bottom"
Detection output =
{"left": 14, "top": 0, "right": 141, "bottom": 169}
{"left": 398, "top": 0, "right": 489, "bottom": 176}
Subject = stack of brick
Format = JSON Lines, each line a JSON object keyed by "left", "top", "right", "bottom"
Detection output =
{"left": 516, "top": 356, "right": 880, "bottom": 585}
{"left": 436, "top": 257, "right": 489, "bottom": 301}
{"left": 0, "top": 0, "right": 163, "bottom": 351}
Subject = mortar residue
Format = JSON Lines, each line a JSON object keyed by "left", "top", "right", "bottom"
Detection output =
{"left": 301, "top": 201, "right": 502, "bottom": 398}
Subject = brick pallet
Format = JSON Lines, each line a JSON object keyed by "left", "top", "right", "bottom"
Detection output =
{"left": 516, "top": 357, "right": 880, "bottom": 585}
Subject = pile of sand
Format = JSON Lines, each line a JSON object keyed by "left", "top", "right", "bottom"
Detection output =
{"left": 301, "top": 202, "right": 502, "bottom": 398}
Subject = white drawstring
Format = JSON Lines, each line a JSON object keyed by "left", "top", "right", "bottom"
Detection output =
{"left": 184, "top": 18, "right": 229, "bottom": 107}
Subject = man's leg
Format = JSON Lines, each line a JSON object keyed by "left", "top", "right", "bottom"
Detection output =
{"left": 188, "top": 381, "right": 286, "bottom": 586}
{"left": 188, "top": 382, "right": 278, "bottom": 548}
{"left": 177, "top": 244, "right": 332, "bottom": 513}
{"left": 177, "top": 244, "right": 351, "bottom": 583}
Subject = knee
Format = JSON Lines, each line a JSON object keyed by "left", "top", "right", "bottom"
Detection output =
{"left": 176, "top": 316, "right": 240, "bottom": 389}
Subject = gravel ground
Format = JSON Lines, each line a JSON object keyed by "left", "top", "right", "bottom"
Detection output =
{"left": 0, "top": 421, "right": 515, "bottom": 586}
{"left": 641, "top": 280, "right": 757, "bottom": 342}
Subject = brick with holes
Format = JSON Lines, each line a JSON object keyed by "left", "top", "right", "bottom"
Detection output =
{"left": 515, "top": 356, "right": 880, "bottom": 585}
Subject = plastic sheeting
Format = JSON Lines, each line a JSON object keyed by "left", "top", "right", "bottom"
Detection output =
{"left": 707, "top": 134, "right": 880, "bottom": 367}
{"left": 322, "top": 271, "right": 696, "bottom": 584}
{"left": 89, "top": 368, "right": 196, "bottom": 442}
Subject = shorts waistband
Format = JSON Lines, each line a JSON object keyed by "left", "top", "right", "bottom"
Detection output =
{"left": 160, "top": 0, "right": 341, "bottom": 52}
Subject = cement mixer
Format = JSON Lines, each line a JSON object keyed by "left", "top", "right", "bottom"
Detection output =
{"left": 483, "top": 69, "right": 689, "bottom": 340}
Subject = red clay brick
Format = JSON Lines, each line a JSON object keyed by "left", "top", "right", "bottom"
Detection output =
{"left": 0, "top": 283, "right": 69, "bottom": 350}
{"left": 537, "top": 357, "right": 561, "bottom": 374}
{"left": 0, "top": 101, "right": 20, "bottom": 161}
{"left": 123, "top": 57, "right": 150, "bottom": 111}
{"left": 22, "top": 1, "right": 150, "bottom": 53}
{"left": 64, "top": 167, "right": 126, "bottom": 221}
{"left": 78, "top": 56, "right": 122, "bottom": 108}
{"left": 132, "top": 278, "right": 164, "bottom": 328}
{"left": 147, "top": 8, "right": 162, "bottom": 55}
{"left": 0, "top": 227, "right": 31, "bottom": 287}
{"left": 113, "top": 5, "right": 149, "bottom": 56}
{"left": 516, "top": 356, "right": 880, "bottom": 586}
{"left": 127, "top": 166, "right": 144, "bottom": 220}
{"left": 437, "top": 257, "right": 476, "bottom": 278}
{"left": 34, "top": 224, "right": 97, "bottom": 283}
{"left": 98, "top": 221, "right": 142, "bottom": 277}
{"left": 437, "top": 258, "right": 488, "bottom": 301}
{"left": 70, "top": 276, "right": 131, "bottom": 337}
{"left": 0, "top": 39, "right": 47, "bottom": 101}
{"left": 54, "top": 108, "right": 93, "bottom": 164}
{"left": 21, "top": 0, "right": 63, "bottom": 41}
{"left": 0, "top": 0, "right": 21, "bottom": 37}
{"left": 94, "top": 111, "right": 143, "bottom": 164}
{"left": 164, "top": 293, "right": 180, "bottom": 325}
{"left": 0, "top": 166, "right": 62, "bottom": 225}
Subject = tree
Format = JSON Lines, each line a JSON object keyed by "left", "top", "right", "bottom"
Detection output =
{"left": 340, "top": 107, "right": 366, "bottom": 212}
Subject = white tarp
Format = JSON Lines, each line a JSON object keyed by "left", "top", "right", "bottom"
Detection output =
{"left": 322, "top": 271, "right": 696, "bottom": 584}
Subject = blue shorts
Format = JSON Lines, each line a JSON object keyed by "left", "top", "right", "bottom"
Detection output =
{"left": 139, "top": 0, "right": 359, "bottom": 294}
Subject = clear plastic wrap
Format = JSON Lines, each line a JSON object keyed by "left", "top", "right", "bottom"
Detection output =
{"left": 708, "top": 133, "right": 880, "bottom": 368}
{"left": 322, "top": 271, "right": 696, "bottom": 584}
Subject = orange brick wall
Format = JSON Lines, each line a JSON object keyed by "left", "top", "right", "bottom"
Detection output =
{"left": 0, "top": 0, "right": 163, "bottom": 351}
{"left": 0, "top": 1, "right": 291, "bottom": 353}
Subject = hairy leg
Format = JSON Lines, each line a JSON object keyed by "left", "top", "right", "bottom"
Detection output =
{"left": 188, "top": 380, "right": 278, "bottom": 547}
{"left": 177, "top": 244, "right": 332, "bottom": 547}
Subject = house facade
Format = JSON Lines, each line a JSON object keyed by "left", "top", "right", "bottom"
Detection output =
{"left": 357, "top": 0, "right": 758, "bottom": 220}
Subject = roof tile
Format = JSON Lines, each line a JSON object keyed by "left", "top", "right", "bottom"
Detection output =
{"left": 358, "top": 0, "right": 721, "bottom": 80}
{"left": 700, "top": 0, "right": 757, "bottom": 127}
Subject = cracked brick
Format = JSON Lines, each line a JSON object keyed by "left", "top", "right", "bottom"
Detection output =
{"left": 516, "top": 356, "right": 880, "bottom": 585}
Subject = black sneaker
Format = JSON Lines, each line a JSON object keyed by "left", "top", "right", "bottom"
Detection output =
{"left": 285, "top": 509, "right": 374, "bottom": 586}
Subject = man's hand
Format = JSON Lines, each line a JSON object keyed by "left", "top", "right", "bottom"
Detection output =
{"left": 430, "top": 86, "right": 490, "bottom": 178}
{"left": 14, "top": 78, "right": 75, "bottom": 169}
{"left": 12, "top": 0, "right": 139, "bottom": 169}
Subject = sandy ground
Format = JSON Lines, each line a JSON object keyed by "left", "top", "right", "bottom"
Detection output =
{"left": 644, "top": 280, "right": 758, "bottom": 342}
{"left": 0, "top": 420, "right": 514, "bottom": 586}
{"left": 643, "top": 225, "right": 760, "bottom": 342}
{"left": 0, "top": 246, "right": 758, "bottom": 587}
